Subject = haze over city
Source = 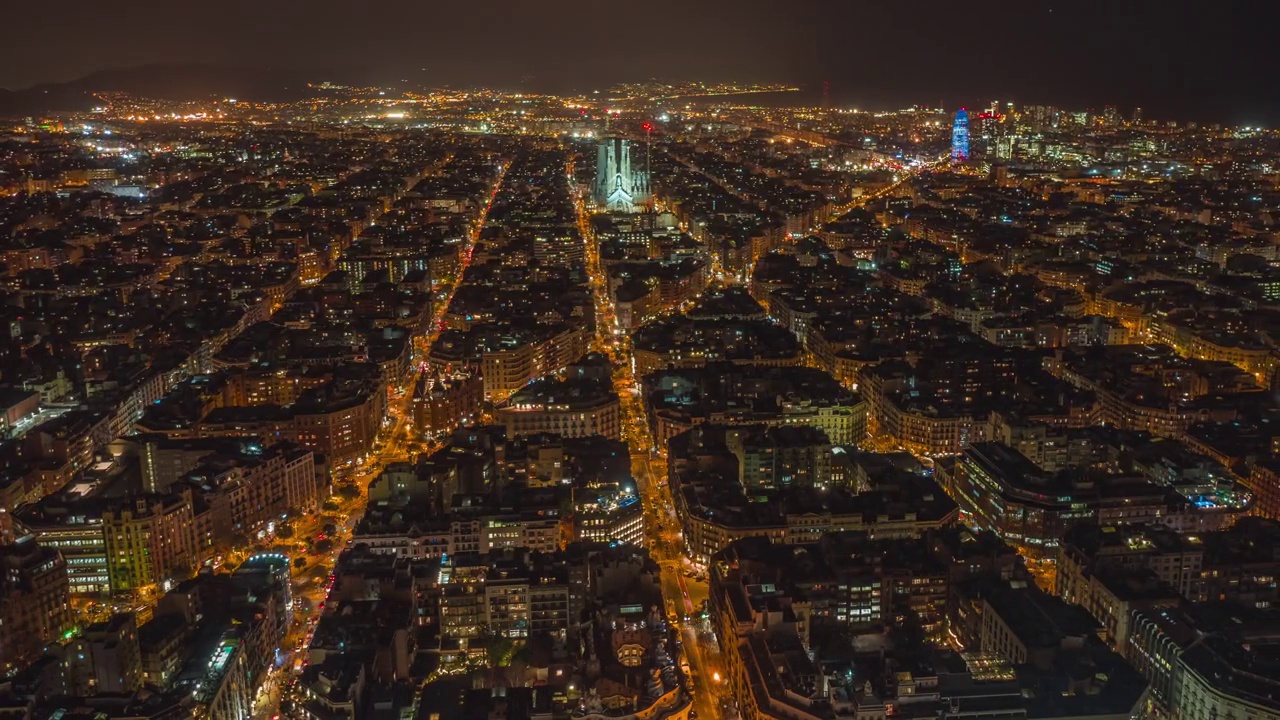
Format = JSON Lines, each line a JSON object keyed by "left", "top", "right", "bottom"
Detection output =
{"left": 2, "top": 0, "right": 1279, "bottom": 123}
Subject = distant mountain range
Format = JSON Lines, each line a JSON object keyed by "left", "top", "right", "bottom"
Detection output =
{"left": 0, "top": 64, "right": 331, "bottom": 116}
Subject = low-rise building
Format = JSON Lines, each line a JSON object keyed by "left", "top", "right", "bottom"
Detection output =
{"left": 496, "top": 354, "right": 620, "bottom": 440}
{"left": 671, "top": 427, "right": 957, "bottom": 566}
{"left": 13, "top": 491, "right": 110, "bottom": 595}
{"left": 643, "top": 363, "right": 865, "bottom": 447}
{"left": 102, "top": 490, "right": 202, "bottom": 593}
{"left": 412, "top": 369, "right": 484, "bottom": 441}
{"left": 711, "top": 536, "right": 1149, "bottom": 720}
{"left": 431, "top": 322, "right": 589, "bottom": 404}
{"left": 1128, "top": 603, "right": 1280, "bottom": 720}
{"left": 938, "top": 442, "right": 1242, "bottom": 560}
{"left": 65, "top": 612, "right": 143, "bottom": 695}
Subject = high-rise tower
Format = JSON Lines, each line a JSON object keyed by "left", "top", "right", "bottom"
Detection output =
{"left": 594, "top": 137, "right": 650, "bottom": 213}
{"left": 951, "top": 108, "right": 970, "bottom": 164}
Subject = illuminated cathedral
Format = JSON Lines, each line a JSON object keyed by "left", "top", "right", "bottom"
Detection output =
{"left": 594, "top": 137, "right": 650, "bottom": 213}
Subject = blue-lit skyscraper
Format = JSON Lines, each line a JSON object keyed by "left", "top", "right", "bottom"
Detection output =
{"left": 951, "top": 108, "right": 970, "bottom": 163}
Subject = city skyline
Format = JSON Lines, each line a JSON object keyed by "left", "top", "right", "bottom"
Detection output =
{"left": 2, "top": 8, "right": 1280, "bottom": 720}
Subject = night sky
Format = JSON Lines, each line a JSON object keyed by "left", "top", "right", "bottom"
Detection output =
{"left": 3, "top": 0, "right": 1277, "bottom": 123}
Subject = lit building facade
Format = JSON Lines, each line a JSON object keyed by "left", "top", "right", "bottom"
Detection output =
{"left": 952, "top": 108, "right": 970, "bottom": 163}
{"left": 412, "top": 370, "right": 484, "bottom": 441}
{"left": 574, "top": 492, "right": 645, "bottom": 547}
{"left": 0, "top": 539, "right": 73, "bottom": 674}
{"left": 594, "top": 137, "right": 651, "bottom": 213}
{"left": 102, "top": 491, "right": 201, "bottom": 593}
{"left": 66, "top": 612, "right": 143, "bottom": 695}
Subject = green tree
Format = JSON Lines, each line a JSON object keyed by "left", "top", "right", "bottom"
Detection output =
{"left": 487, "top": 635, "right": 522, "bottom": 667}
